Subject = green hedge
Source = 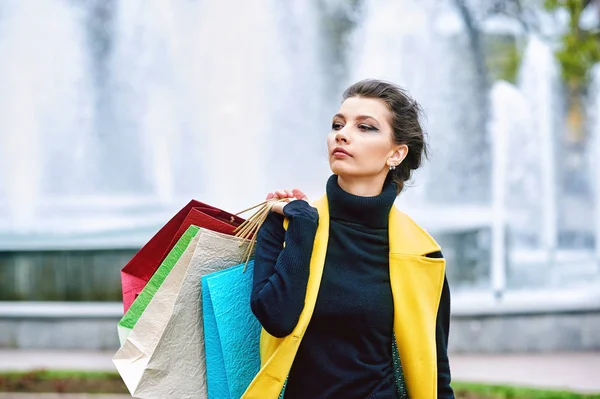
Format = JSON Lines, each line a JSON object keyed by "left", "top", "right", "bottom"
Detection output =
{"left": 0, "top": 371, "right": 598, "bottom": 397}
{"left": 0, "top": 370, "right": 128, "bottom": 393}
{"left": 453, "top": 382, "right": 600, "bottom": 399}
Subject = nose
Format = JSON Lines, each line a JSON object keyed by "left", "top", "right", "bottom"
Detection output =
{"left": 335, "top": 128, "right": 349, "bottom": 144}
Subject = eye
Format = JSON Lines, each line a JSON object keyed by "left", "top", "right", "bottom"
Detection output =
{"left": 358, "top": 124, "right": 378, "bottom": 132}
{"left": 332, "top": 122, "right": 344, "bottom": 130}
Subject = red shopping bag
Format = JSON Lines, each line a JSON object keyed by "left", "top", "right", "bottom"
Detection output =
{"left": 120, "top": 200, "right": 245, "bottom": 312}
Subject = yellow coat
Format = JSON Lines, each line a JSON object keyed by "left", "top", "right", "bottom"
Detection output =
{"left": 242, "top": 195, "right": 446, "bottom": 398}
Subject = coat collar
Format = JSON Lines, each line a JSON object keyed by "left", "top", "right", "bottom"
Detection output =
{"left": 313, "top": 195, "right": 440, "bottom": 257}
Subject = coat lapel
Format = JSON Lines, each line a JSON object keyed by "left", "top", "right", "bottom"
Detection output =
{"left": 389, "top": 207, "right": 446, "bottom": 398}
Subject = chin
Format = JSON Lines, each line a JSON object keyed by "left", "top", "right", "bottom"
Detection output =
{"left": 328, "top": 162, "right": 343, "bottom": 175}
{"left": 329, "top": 163, "right": 353, "bottom": 178}
{"left": 329, "top": 163, "right": 385, "bottom": 182}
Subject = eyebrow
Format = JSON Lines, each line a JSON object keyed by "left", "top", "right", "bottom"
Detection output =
{"left": 333, "top": 113, "right": 380, "bottom": 124}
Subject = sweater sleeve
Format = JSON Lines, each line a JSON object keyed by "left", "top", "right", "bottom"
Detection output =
{"left": 250, "top": 200, "right": 319, "bottom": 338}
{"left": 426, "top": 251, "right": 455, "bottom": 399}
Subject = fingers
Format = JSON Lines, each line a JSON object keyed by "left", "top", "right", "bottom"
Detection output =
{"left": 276, "top": 189, "right": 295, "bottom": 198}
{"left": 292, "top": 188, "right": 308, "bottom": 201}
{"left": 265, "top": 191, "right": 288, "bottom": 200}
{"left": 266, "top": 189, "right": 302, "bottom": 200}
{"left": 265, "top": 188, "right": 309, "bottom": 213}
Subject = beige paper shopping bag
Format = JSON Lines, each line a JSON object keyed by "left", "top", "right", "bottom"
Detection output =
{"left": 113, "top": 228, "right": 252, "bottom": 399}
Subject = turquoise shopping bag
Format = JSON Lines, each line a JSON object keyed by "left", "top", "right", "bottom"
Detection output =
{"left": 202, "top": 261, "right": 261, "bottom": 399}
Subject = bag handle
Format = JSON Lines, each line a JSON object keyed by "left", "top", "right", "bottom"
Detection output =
{"left": 234, "top": 198, "right": 289, "bottom": 271}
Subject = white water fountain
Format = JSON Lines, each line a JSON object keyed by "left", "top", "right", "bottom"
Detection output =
{"left": 0, "top": 0, "right": 326, "bottom": 249}
{"left": 514, "top": 35, "right": 560, "bottom": 264}
{"left": 1, "top": 0, "right": 599, "bottom": 354}
{"left": 590, "top": 65, "right": 600, "bottom": 267}
{"left": 0, "top": 1, "right": 94, "bottom": 233}
{"left": 488, "top": 81, "right": 524, "bottom": 295}
{"left": 0, "top": 0, "right": 598, "bottom": 290}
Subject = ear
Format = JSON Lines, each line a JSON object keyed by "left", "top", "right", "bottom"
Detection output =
{"left": 388, "top": 144, "right": 408, "bottom": 166}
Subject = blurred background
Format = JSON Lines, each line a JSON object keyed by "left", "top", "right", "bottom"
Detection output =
{"left": 0, "top": 0, "right": 599, "bottom": 395}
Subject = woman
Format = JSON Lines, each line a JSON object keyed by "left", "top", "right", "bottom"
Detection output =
{"left": 244, "top": 79, "right": 454, "bottom": 399}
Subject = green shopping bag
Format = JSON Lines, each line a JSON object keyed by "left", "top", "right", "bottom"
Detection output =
{"left": 117, "top": 225, "right": 200, "bottom": 343}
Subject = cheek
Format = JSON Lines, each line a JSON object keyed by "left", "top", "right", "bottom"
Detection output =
{"left": 361, "top": 139, "right": 391, "bottom": 162}
{"left": 326, "top": 133, "right": 336, "bottom": 149}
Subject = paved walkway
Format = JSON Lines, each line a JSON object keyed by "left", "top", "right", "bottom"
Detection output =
{"left": 0, "top": 350, "right": 599, "bottom": 394}
{"left": 451, "top": 352, "right": 600, "bottom": 393}
{"left": 0, "top": 395, "right": 130, "bottom": 399}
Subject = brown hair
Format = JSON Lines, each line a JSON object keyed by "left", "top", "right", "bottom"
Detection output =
{"left": 342, "top": 79, "right": 428, "bottom": 194}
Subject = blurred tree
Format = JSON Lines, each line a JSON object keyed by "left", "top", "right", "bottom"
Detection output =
{"left": 316, "top": 0, "right": 364, "bottom": 98}
{"left": 452, "top": 0, "right": 600, "bottom": 140}
{"left": 543, "top": 0, "right": 600, "bottom": 141}
{"left": 454, "top": 0, "right": 491, "bottom": 90}
{"left": 543, "top": 0, "right": 600, "bottom": 94}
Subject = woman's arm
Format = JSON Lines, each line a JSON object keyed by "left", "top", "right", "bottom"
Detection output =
{"left": 250, "top": 200, "right": 318, "bottom": 338}
{"left": 427, "top": 251, "right": 455, "bottom": 399}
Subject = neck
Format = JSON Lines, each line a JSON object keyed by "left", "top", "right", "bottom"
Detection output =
{"left": 337, "top": 173, "right": 389, "bottom": 197}
{"left": 326, "top": 174, "right": 397, "bottom": 228}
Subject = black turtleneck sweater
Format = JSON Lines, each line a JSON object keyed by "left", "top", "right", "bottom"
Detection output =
{"left": 251, "top": 175, "right": 454, "bottom": 399}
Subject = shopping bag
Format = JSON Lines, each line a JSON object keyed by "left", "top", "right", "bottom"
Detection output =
{"left": 202, "top": 261, "right": 261, "bottom": 399}
{"left": 117, "top": 198, "right": 282, "bottom": 344}
{"left": 113, "top": 227, "right": 252, "bottom": 399}
{"left": 117, "top": 225, "right": 200, "bottom": 344}
{"left": 121, "top": 200, "right": 244, "bottom": 313}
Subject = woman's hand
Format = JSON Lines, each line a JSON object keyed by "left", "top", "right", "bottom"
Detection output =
{"left": 265, "top": 189, "right": 309, "bottom": 215}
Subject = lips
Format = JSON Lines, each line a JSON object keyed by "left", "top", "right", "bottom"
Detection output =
{"left": 332, "top": 147, "right": 352, "bottom": 157}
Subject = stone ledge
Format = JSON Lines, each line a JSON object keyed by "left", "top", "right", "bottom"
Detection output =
{"left": 0, "top": 319, "right": 121, "bottom": 350}
{"left": 0, "top": 302, "right": 123, "bottom": 319}
{"left": 451, "top": 284, "right": 600, "bottom": 317}
{"left": 1, "top": 302, "right": 599, "bottom": 353}
{"left": 449, "top": 311, "right": 600, "bottom": 353}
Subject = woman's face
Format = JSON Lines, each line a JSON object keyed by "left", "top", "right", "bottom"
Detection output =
{"left": 327, "top": 96, "right": 406, "bottom": 180}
